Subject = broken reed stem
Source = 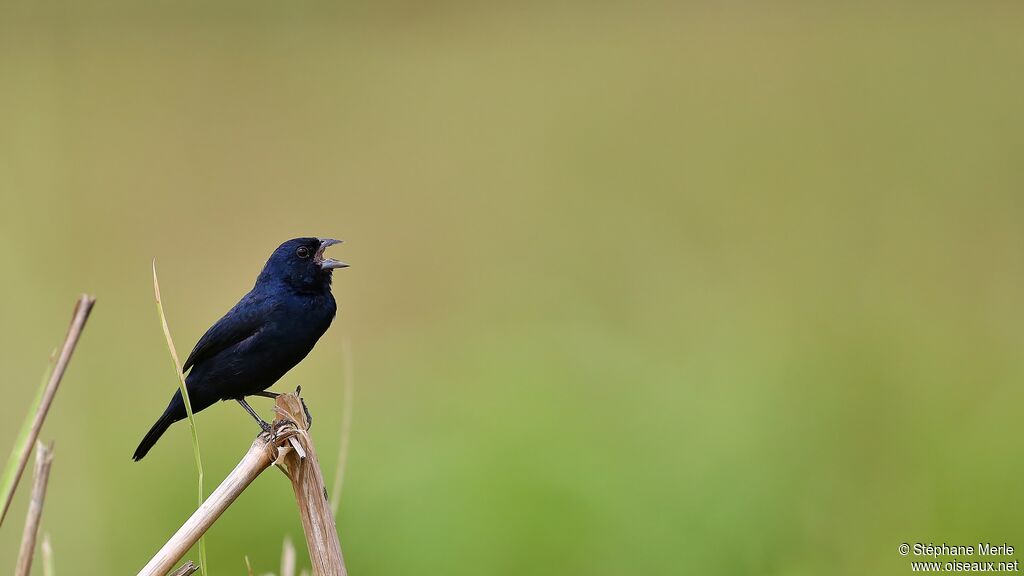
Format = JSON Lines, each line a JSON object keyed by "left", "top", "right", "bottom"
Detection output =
{"left": 169, "top": 561, "right": 199, "bottom": 576}
{"left": 15, "top": 441, "right": 55, "bottom": 576}
{"left": 140, "top": 392, "right": 346, "bottom": 576}
{"left": 275, "top": 394, "right": 347, "bottom": 576}
{"left": 0, "top": 295, "right": 95, "bottom": 526}
{"left": 41, "top": 532, "right": 54, "bottom": 576}
{"left": 281, "top": 536, "right": 296, "bottom": 576}
{"left": 138, "top": 435, "right": 276, "bottom": 576}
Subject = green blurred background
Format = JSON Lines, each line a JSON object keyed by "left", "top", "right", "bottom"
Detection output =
{"left": 2, "top": 1, "right": 1024, "bottom": 574}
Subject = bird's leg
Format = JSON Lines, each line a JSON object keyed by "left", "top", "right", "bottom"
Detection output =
{"left": 236, "top": 398, "right": 273, "bottom": 433}
{"left": 247, "top": 388, "right": 312, "bottom": 429}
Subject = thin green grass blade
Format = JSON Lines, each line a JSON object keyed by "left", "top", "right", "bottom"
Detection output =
{"left": 153, "top": 261, "right": 208, "bottom": 576}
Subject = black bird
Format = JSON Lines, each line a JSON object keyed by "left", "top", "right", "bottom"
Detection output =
{"left": 133, "top": 237, "right": 348, "bottom": 461}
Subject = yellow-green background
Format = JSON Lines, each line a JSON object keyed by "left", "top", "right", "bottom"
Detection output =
{"left": 2, "top": 2, "right": 1023, "bottom": 574}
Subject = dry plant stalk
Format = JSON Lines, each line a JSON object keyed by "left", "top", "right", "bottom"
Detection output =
{"left": 169, "top": 561, "right": 199, "bottom": 576}
{"left": 274, "top": 394, "right": 347, "bottom": 576}
{"left": 139, "top": 392, "right": 346, "bottom": 576}
{"left": 15, "top": 441, "right": 55, "bottom": 576}
{"left": 138, "top": 435, "right": 277, "bottom": 576}
{"left": 41, "top": 532, "right": 55, "bottom": 576}
{"left": 282, "top": 536, "right": 296, "bottom": 576}
{"left": 0, "top": 295, "right": 95, "bottom": 525}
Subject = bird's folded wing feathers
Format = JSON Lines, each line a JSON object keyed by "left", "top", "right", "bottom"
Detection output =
{"left": 182, "top": 292, "right": 268, "bottom": 372}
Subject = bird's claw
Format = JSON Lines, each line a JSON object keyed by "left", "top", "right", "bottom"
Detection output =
{"left": 301, "top": 396, "right": 313, "bottom": 430}
{"left": 291, "top": 385, "right": 313, "bottom": 429}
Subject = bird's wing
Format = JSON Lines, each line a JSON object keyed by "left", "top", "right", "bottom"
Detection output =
{"left": 182, "top": 292, "right": 269, "bottom": 372}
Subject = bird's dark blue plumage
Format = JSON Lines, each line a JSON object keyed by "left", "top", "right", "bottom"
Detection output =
{"left": 133, "top": 237, "right": 348, "bottom": 461}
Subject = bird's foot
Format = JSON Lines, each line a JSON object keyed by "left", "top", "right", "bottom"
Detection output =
{"left": 237, "top": 397, "right": 274, "bottom": 435}
{"left": 258, "top": 418, "right": 273, "bottom": 434}
{"left": 248, "top": 388, "right": 311, "bottom": 429}
{"left": 291, "top": 385, "right": 313, "bottom": 429}
{"left": 300, "top": 396, "right": 313, "bottom": 430}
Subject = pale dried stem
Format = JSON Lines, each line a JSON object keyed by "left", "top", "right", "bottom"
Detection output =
{"left": 275, "top": 394, "right": 347, "bottom": 576}
{"left": 139, "top": 392, "right": 346, "bottom": 576}
{"left": 282, "top": 536, "right": 296, "bottom": 576}
{"left": 169, "top": 561, "right": 199, "bottom": 576}
{"left": 0, "top": 295, "right": 95, "bottom": 525}
{"left": 41, "top": 532, "right": 54, "bottom": 576}
{"left": 15, "top": 441, "right": 55, "bottom": 576}
{"left": 137, "top": 435, "right": 277, "bottom": 576}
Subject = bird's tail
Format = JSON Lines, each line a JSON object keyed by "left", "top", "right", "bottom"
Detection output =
{"left": 133, "top": 392, "right": 185, "bottom": 461}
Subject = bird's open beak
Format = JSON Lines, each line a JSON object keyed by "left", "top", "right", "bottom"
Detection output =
{"left": 316, "top": 238, "right": 349, "bottom": 270}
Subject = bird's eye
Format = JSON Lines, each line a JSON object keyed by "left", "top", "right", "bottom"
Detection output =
{"left": 296, "top": 246, "right": 311, "bottom": 259}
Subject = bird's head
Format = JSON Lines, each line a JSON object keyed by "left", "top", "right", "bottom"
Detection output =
{"left": 258, "top": 237, "right": 349, "bottom": 291}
